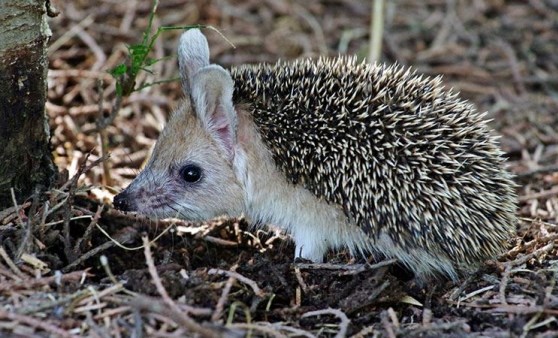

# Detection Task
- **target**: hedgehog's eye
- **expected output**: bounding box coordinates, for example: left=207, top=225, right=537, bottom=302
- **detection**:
left=179, top=164, right=202, bottom=183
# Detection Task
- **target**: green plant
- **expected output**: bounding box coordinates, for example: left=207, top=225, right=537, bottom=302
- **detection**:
left=100, top=0, right=206, bottom=188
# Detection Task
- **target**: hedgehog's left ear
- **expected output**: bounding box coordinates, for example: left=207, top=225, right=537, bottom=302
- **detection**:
left=178, top=29, right=210, bottom=93
left=190, top=65, right=238, bottom=161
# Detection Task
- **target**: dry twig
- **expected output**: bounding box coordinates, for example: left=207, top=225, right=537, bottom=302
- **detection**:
left=302, top=308, right=350, bottom=338
left=208, top=268, right=265, bottom=298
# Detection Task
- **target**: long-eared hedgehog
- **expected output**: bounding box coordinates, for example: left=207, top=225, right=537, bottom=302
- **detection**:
left=114, top=29, right=517, bottom=281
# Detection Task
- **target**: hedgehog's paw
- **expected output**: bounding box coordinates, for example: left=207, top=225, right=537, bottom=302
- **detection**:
left=293, top=235, right=327, bottom=263
left=294, top=244, right=324, bottom=263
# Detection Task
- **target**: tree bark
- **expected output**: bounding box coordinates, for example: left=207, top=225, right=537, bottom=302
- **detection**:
left=0, top=0, right=57, bottom=208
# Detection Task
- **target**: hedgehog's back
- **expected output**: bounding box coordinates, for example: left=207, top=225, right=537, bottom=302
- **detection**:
left=230, top=58, right=516, bottom=267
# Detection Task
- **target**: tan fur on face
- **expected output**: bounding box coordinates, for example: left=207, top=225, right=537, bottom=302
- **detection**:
left=120, top=97, right=245, bottom=220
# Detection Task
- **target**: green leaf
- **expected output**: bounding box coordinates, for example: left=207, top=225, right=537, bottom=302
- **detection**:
left=110, top=64, right=127, bottom=77
left=128, top=44, right=148, bottom=56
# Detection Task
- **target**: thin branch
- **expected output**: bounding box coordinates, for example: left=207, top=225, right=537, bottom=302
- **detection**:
left=302, top=308, right=350, bottom=338
left=369, top=0, right=385, bottom=62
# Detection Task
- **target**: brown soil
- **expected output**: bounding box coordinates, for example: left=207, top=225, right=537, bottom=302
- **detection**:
left=1, top=0, right=557, bottom=337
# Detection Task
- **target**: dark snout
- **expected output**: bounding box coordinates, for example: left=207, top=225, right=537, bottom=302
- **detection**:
left=113, top=190, right=135, bottom=212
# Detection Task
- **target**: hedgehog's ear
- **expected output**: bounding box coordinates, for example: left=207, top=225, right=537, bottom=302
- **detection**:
left=178, top=29, right=210, bottom=93
left=191, top=65, right=238, bottom=161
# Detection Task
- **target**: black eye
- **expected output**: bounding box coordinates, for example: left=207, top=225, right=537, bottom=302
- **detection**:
left=180, top=164, right=202, bottom=183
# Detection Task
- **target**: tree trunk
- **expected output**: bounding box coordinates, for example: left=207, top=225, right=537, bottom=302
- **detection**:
left=0, top=0, right=57, bottom=208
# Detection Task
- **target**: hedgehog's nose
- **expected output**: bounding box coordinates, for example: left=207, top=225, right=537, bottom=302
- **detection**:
left=113, top=191, right=131, bottom=211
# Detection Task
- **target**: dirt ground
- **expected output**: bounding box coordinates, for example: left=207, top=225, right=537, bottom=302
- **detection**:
left=1, top=0, right=557, bottom=337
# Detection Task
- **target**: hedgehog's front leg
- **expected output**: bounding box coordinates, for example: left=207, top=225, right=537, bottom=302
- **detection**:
left=288, top=199, right=369, bottom=263
left=248, top=186, right=348, bottom=263
left=295, top=241, right=326, bottom=262
left=291, top=217, right=330, bottom=263
left=239, top=158, right=333, bottom=262
left=239, top=151, right=355, bottom=262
